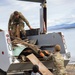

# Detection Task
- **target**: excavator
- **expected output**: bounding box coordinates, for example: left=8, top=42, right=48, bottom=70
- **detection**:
left=0, top=0, right=70, bottom=75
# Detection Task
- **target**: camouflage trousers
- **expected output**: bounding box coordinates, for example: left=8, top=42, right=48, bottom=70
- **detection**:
left=10, top=22, right=26, bottom=37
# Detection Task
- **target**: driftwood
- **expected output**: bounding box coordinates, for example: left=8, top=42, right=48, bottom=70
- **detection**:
left=12, top=37, right=41, bottom=54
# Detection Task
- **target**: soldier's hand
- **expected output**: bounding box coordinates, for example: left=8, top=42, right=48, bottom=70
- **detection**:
left=43, top=50, right=50, bottom=56
left=39, top=51, right=45, bottom=57
left=43, top=56, right=48, bottom=60
left=29, top=26, right=33, bottom=30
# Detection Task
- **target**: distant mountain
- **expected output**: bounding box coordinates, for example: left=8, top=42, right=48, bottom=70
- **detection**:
left=48, top=23, right=75, bottom=30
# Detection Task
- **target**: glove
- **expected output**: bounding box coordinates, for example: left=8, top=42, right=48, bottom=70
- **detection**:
left=43, top=50, right=50, bottom=56
left=43, top=56, right=48, bottom=60
left=40, top=52, right=45, bottom=57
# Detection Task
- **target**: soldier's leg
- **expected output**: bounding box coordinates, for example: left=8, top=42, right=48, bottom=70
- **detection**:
left=16, top=24, right=20, bottom=38
left=19, top=22, right=26, bottom=34
left=19, top=22, right=27, bottom=39
left=9, top=24, right=16, bottom=37
left=63, top=72, right=67, bottom=75
left=53, top=70, right=57, bottom=75
left=12, top=24, right=17, bottom=37
left=9, top=24, right=17, bottom=40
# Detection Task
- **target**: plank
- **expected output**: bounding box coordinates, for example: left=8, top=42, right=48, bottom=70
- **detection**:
left=26, top=53, right=53, bottom=75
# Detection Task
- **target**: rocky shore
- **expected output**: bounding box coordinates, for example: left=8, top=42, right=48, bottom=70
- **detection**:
left=66, top=64, right=75, bottom=75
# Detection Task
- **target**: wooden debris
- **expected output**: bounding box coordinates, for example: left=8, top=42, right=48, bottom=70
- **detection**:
left=27, top=53, right=53, bottom=75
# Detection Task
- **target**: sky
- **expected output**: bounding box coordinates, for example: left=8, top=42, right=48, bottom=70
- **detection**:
left=0, top=0, right=75, bottom=57
left=1, top=0, right=75, bottom=30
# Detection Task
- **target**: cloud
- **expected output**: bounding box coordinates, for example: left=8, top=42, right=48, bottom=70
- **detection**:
left=0, top=0, right=41, bottom=30
left=0, top=0, right=16, bottom=6
left=0, top=0, right=10, bottom=6
left=47, top=0, right=75, bottom=26
left=1, top=0, right=75, bottom=30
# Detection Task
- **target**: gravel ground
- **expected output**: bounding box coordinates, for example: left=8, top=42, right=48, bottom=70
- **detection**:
left=66, top=64, right=75, bottom=75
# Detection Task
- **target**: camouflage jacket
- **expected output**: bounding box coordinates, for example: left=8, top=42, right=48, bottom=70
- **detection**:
left=49, top=52, right=67, bottom=75
left=8, top=12, right=30, bottom=30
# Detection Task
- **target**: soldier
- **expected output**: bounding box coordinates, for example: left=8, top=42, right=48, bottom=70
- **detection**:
left=8, top=11, right=32, bottom=39
left=46, top=44, right=67, bottom=75
left=31, top=65, right=41, bottom=75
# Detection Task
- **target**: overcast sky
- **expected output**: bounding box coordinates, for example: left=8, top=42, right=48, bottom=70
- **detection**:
left=0, top=0, right=75, bottom=30
left=0, top=0, right=75, bottom=58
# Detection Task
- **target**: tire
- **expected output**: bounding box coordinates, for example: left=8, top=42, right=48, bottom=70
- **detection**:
left=0, top=69, right=7, bottom=75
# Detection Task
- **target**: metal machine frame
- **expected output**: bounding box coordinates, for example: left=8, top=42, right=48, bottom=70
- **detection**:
left=0, top=0, right=70, bottom=75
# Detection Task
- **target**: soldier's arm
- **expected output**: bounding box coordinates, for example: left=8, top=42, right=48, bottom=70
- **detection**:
left=45, top=53, right=53, bottom=60
left=19, top=12, right=32, bottom=29
left=8, top=14, right=13, bottom=31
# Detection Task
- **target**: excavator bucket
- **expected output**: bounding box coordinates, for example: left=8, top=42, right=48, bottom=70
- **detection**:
left=18, top=0, right=46, bottom=3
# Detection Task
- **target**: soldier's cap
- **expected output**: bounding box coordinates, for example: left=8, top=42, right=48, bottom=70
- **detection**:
left=55, top=44, right=61, bottom=51
left=14, top=11, right=19, bottom=15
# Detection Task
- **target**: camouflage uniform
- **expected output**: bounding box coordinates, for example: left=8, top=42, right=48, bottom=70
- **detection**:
left=47, top=45, right=67, bottom=75
left=51, top=52, right=67, bottom=75
left=8, top=11, right=31, bottom=37
left=47, top=52, right=67, bottom=75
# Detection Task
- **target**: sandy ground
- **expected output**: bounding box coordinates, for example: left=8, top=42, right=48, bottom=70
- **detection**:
left=66, top=64, right=75, bottom=75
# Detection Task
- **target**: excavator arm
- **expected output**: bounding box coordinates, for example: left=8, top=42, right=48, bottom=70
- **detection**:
left=18, top=0, right=46, bottom=3
left=18, top=0, right=47, bottom=34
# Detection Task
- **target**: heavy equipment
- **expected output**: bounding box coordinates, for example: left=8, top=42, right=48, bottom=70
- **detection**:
left=0, top=0, right=70, bottom=75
